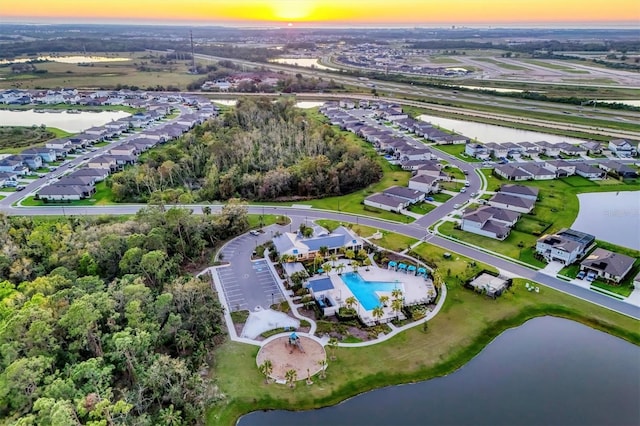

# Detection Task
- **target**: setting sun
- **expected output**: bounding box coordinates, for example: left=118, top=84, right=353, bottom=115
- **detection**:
left=271, top=0, right=315, bottom=21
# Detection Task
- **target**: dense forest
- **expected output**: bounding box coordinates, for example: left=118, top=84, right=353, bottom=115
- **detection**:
left=109, top=98, right=383, bottom=204
left=0, top=204, right=249, bottom=425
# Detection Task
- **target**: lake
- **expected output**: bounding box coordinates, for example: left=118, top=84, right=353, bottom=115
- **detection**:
left=270, top=58, right=333, bottom=71
left=0, top=109, right=130, bottom=133
left=417, top=114, right=586, bottom=145
left=572, top=191, right=640, bottom=250
left=239, top=317, right=639, bottom=426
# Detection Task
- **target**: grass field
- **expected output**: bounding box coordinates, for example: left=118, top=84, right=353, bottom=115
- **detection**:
left=408, top=202, right=437, bottom=215
left=207, top=240, right=640, bottom=425
left=431, top=192, right=453, bottom=203
left=432, top=144, right=482, bottom=163
left=0, top=52, right=205, bottom=90
left=522, top=59, right=589, bottom=73
left=429, top=56, right=462, bottom=64
left=0, top=126, right=72, bottom=154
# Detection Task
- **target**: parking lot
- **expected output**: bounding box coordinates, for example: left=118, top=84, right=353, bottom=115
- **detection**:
left=213, top=231, right=286, bottom=313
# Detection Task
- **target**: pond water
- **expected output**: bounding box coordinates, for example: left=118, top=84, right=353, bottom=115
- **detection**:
left=0, top=55, right=130, bottom=65
left=239, top=316, right=640, bottom=426
left=417, top=114, right=586, bottom=145
left=0, top=109, right=130, bottom=133
left=572, top=191, right=640, bottom=250
left=270, top=58, right=333, bottom=70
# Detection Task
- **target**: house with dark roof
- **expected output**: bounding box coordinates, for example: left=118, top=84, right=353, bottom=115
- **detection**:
left=484, top=142, right=509, bottom=159
left=408, top=174, right=440, bottom=194
left=598, top=161, right=638, bottom=178
left=535, top=141, right=560, bottom=157
left=364, top=193, right=406, bottom=212
left=382, top=186, right=426, bottom=204
left=0, top=171, right=18, bottom=187
left=68, top=168, right=110, bottom=182
left=544, top=160, right=576, bottom=177
left=575, top=163, right=606, bottom=180
left=37, top=185, right=86, bottom=201
left=556, top=142, right=586, bottom=157
left=608, top=139, right=637, bottom=158
left=516, top=163, right=555, bottom=180
left=465, top=143, right=490, bottom=160
left=580, top=141, right=602, bottom=155
left=536, top=228, right=595, bottom=264
left=273, top=225, right=363, bottom=262
left=499, top=184, right=539, bottom=201
left=488, top=193, right=536, bottom=213
left=461, top=206, right=520, bottom=240
left=21, top=147, right=57, bottom=163
left=0, top=158, right=28, bottom=175
left=494, top=164, right=532, bottom=181
left=580, top=248, right=635, bottom=283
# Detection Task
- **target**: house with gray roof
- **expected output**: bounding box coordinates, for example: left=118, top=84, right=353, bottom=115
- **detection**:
left=465, top=143, right=490, bottom=160
left=536, top=228, right=595, bottom=265
left=580, top=248, right=635, bottom=283
left=575, top=163, right=606, bottom=180
left=37, top=185, right=86, bottom=201
left=608, top=139, right=637, bottom=158
left=273, top=225, right=363, bottom=262
left=499, top=184, right=539, bottom=201
left=488, top=193, right=536, bottom=213
left=364, top=193, right=406, bottom=212
left=598, top=161, right=638, bottom=178
left=494, top=164, right=532, bottom=181
left=516, top=163, right=555, bottom=180
left=461, top=206, right=520, bottom=240
left=382, top=186, right=426, bottom=204
left=68, top=168, right=110, bottom=182
left=544, top=160, right=576, bottom=177
left=580, top=141, right=602, bottom=155
left=408, top=174, right=440, bottom=194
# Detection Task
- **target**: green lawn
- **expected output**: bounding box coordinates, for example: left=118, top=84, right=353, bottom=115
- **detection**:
left=247, top=214, right=280, bottom=229
left=0, top=195, right=4, bottom=201
left=440, top=181, right=464, bottom=192
left=443, top=165, right=466, bottom=181
left=21, top=181, right=114, bottom=206
left=408, top=202, right=437, bottom=215
left=315, top=219, right=418, bottom=253
left=437, top=221, right=546, bottom=268
left=208, top=241, right=640, bottom=425
left=522, top=59, right=588, bottom=73
left=431, top=192, right=453, bottom=203
left=432, top=144, right=483, bottom=163
left=93, top=141, right=111, bottom=147
left=591, top=280, right=635, bottom=298
left=429, top=56, right=462, bottom=64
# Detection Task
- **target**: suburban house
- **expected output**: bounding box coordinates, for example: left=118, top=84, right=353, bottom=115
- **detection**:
left=87, top=155, right=118, bottom=171
left=608, top=139, right=637, bottom=158
left=575, top=163, right=606, bottom=179
left=414, top=162, right=449, bottom=180
left=580, top=141, right=602, bottom=155
left=37, top=185, right=87, bottom=201
left=46, top=139, right=73, bottom=152
left=364, top=193, right=406, bottom=213
left=499, top=184, right=539, bottom=201
left=536, top=229, right=595, bottom=264
left=13, top=154, right=43, bottom=171
left=494, top=164, right=532, bottom=181
left=465, top=143, right=490, bottom=160
left=516, top=163, right=556, bottom=180
left=580, top=248, right=635, bottom=283
left=556, top=142, right=586, bottom=157
left=53, top=176, right=96, bottom=197
left=408, top=174, right=440, bottom=194
left=544, top=160, right=576, bottom=177
left=68, top=168, right=110, bottom=182
left=21, top=147, right=57, bottom=163
left=382, top=186, right=426, bottom=205
left=598, top=161, right=638, bottom=178
left=535, top=141, right=561, bottom=157
left=273, top=225, right=364, bottom=261
left=0, top=158, right=29, bottom=175
left=461, top=206, right=520, bottom=240
left=488, top=193, right=536, bottom=213
left=0, top=171, right=18, bottom=187
left=484, top=142, right=509, bottom=159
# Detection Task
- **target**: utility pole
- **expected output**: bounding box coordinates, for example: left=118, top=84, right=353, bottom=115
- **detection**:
left=190, top=30, right=196, bottom=74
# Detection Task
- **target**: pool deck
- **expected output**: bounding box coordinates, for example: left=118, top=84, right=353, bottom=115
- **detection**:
left=313, top=260, right=435, bottom=324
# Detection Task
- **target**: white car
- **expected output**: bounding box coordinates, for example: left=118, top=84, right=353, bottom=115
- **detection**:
left=460, top=187, right=467, bottom=193
left=464, top=181, right=471, bottom=187
left=249, top=230, right=260, bottom=236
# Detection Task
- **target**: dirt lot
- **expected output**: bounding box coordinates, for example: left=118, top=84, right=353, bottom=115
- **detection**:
left=256, top=335, right=326, bottom=382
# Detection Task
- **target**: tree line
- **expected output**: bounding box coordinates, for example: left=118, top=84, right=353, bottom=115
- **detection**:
left=0, top=204, right=249, bottom=425
left=109, top=98, right=382, bottom=204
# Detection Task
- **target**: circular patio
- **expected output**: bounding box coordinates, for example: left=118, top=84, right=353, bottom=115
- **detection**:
left=256, top=334, right=326, bottom=382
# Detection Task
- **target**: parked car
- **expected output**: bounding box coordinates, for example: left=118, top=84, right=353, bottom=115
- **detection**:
left=15, top=185, right=26, bottom=191
left=453, top=203, right=461, bottom=209
left=576, top=271, right=586, bottom=280
left=425, top=196, right=434, bottom=202
left=586, top=272, right=597, bottom=282
left=459, top=187, right=467, bottom=193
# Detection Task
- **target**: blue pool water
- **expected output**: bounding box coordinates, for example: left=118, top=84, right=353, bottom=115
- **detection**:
left=340, top=272, right=402, bottom=310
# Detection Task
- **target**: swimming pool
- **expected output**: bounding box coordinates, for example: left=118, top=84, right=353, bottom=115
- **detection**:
left=340, top=272, right=403, bottom=311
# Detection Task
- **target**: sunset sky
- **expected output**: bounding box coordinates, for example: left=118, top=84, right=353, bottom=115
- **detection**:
left=3, top=0, right=638, bottom=25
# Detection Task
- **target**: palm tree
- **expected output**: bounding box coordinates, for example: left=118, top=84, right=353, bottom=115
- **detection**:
left=351, top=261, right=360, bottom=272
left=319, top=245, right=329, bottom=258
left=345, top=296, right=357, bottom=310
left=362, top=257, right=372, bottom=271
left=391, top=288, right=403, bottom=301
left=372, top=306, right=384, bottom=324
left=336, top=263, right=346, bottom=275
left=330, top=253, right=338, bottom=267
left=356, top=249, right=368, bottom=261
left=321, top=262, right=333, bottom=275
left=313, top=252, right=323, bottom=272
left=391, top=297, right=404, bottom=321
left=285, top=369, right=297, bottom=388
left=379, top=295, right=390, bottom=307
left=327, top=337, right=339, bottom=361
left=258, top=359, right=273, bottom=384
left=344, top=249, right=355, bottom=262
left=317, top=358, right=328, bottom=379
